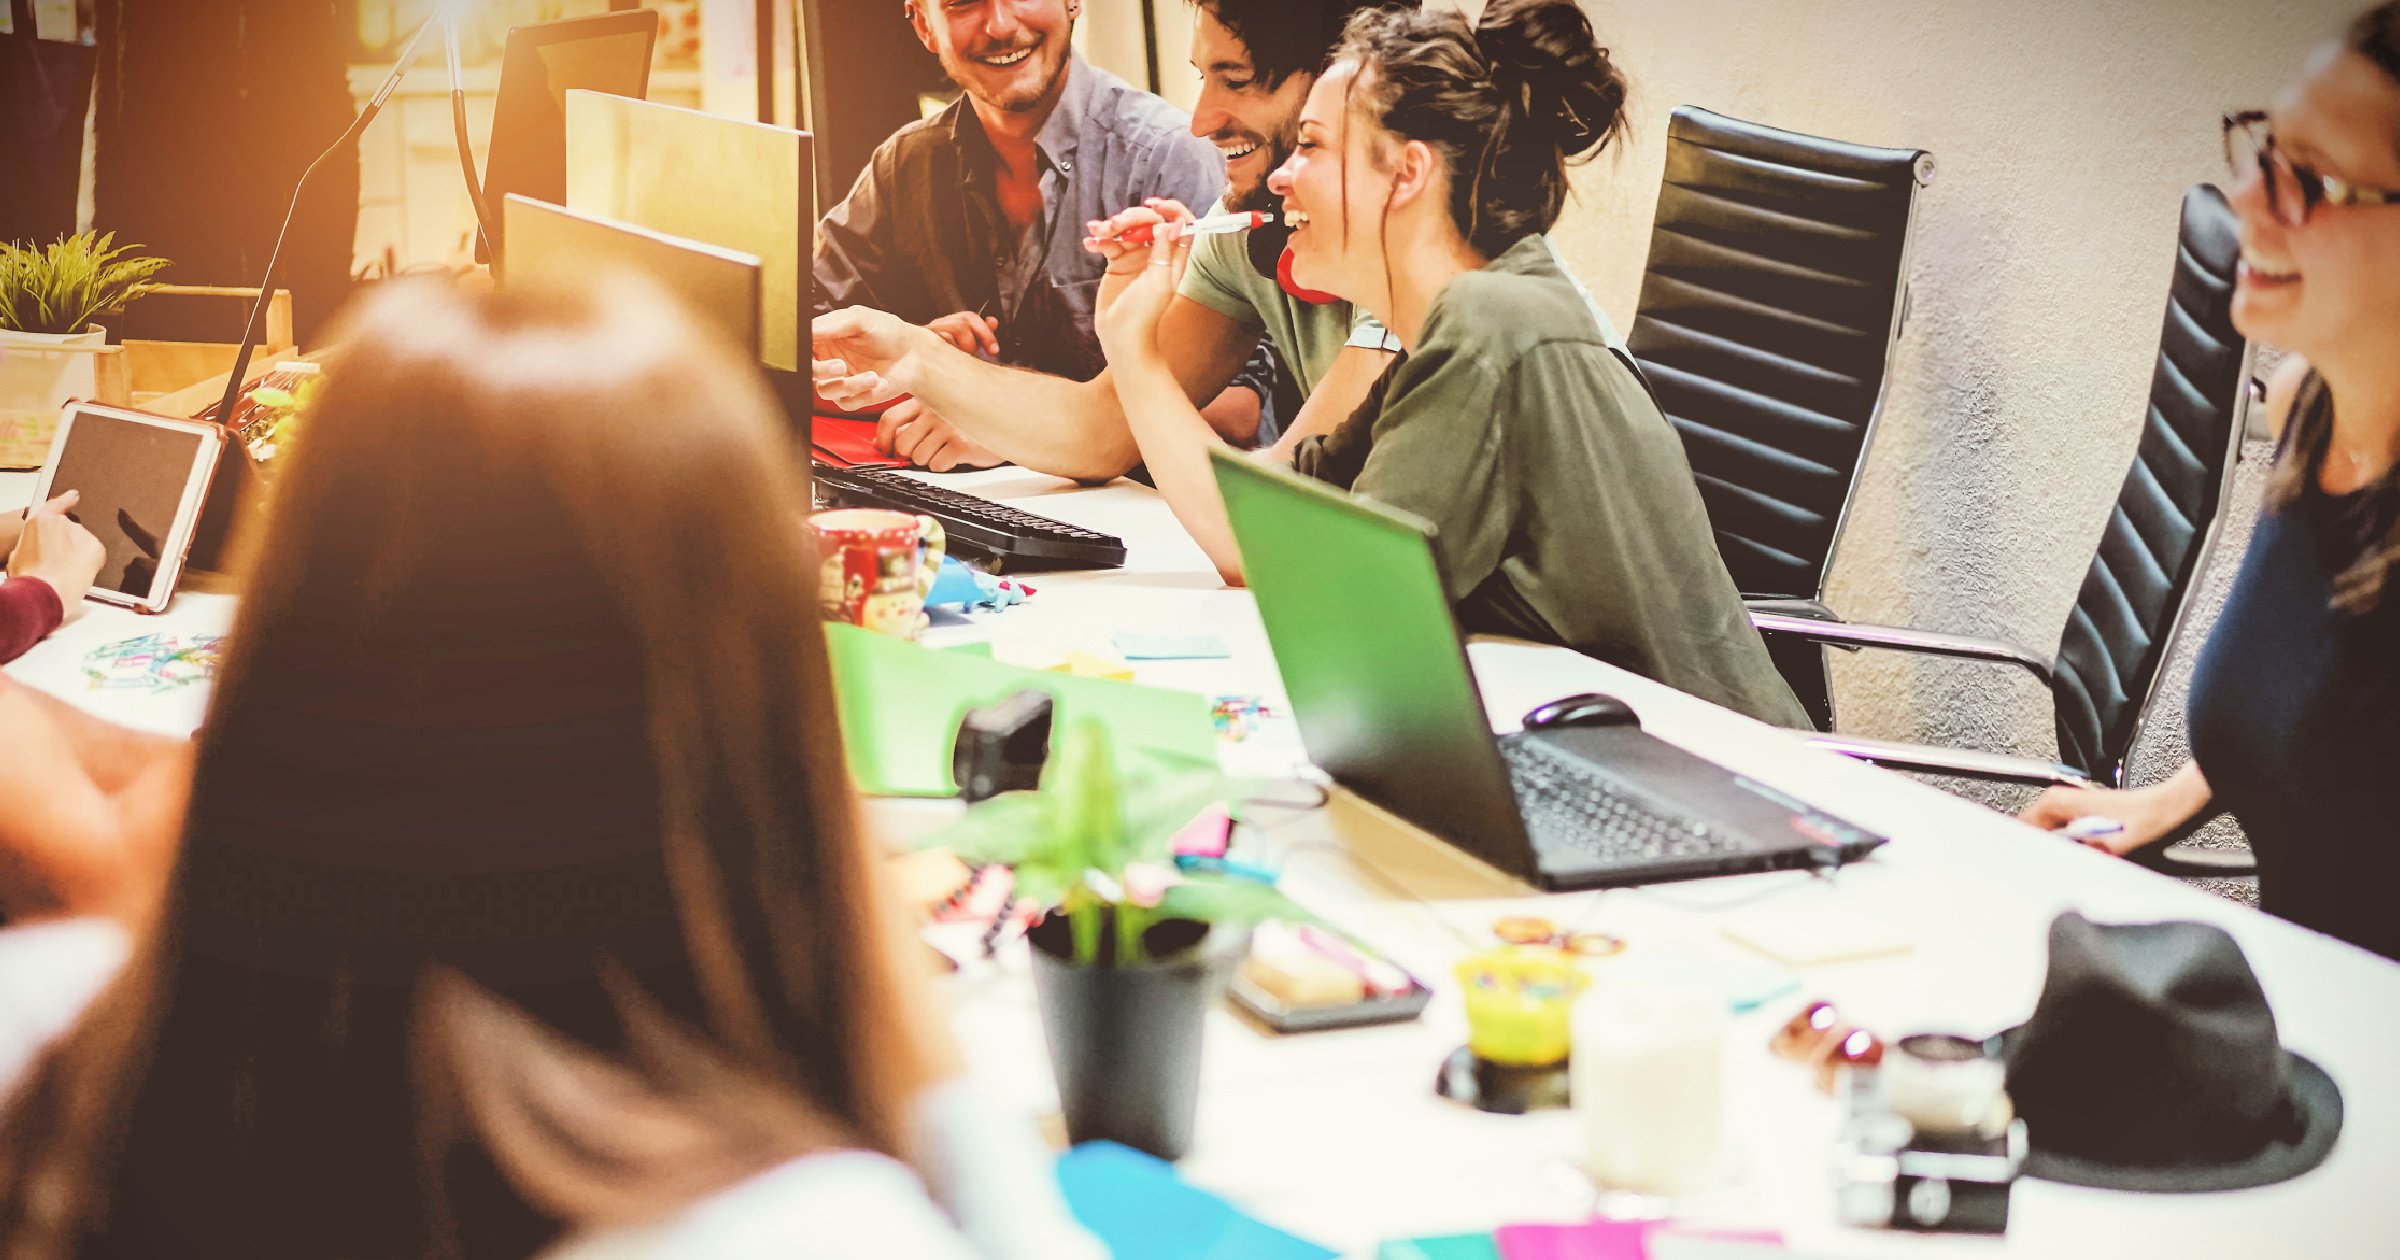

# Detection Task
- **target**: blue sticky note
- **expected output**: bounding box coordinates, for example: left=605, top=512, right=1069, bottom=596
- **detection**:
left=1114, top=631, right=1232, bottom=660
left=1056, top=1142, right=1336, bottom=1260
left=1378, top=1236, right=1500, bottom=1260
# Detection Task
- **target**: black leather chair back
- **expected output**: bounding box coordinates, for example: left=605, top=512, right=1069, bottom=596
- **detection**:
left=1629, top=107, right=1932, bottom=602
left=2051, top=185, right=2252, bottom=785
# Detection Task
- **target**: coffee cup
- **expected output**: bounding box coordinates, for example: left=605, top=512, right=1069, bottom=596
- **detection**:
left=812, top=508, right=944, bottom=641
left=1886, top=1032, right=2010, bottom=1136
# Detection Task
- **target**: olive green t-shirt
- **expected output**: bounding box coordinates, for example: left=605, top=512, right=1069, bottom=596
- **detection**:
left=1176, top=200, right=1398, bottom=396
left=1295, top=235, right=1807, bottom=728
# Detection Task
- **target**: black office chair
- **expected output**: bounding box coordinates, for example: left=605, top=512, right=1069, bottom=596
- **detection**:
left=1752, top=185, right=2256, bottom=877
left=1628, top=106, right=1935, bottom=729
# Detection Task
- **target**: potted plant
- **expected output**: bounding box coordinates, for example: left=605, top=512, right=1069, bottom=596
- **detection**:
left=924, top=716, right=1313, bottom=1161
left=0, top=233, right=171, bottom=467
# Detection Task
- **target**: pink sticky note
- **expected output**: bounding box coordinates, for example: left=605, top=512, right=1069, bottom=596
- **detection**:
left=1169, top=802, right=1233, bottom=858
left=1494, top=1221, right=1781, bottom=1260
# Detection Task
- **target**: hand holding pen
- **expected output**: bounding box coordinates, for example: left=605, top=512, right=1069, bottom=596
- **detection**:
left=1086, top=197, right=1200, bottom=276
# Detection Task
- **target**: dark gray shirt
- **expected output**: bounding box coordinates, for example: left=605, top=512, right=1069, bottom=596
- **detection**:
left=814, top=55, right=1225, bottom=382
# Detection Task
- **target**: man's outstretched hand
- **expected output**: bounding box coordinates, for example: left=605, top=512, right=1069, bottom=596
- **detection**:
left=812, top=306, right=923, bottom=410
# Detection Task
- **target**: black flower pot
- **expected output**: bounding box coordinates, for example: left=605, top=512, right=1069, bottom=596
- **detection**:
left=1028, top=910, right=1238, bottom=1161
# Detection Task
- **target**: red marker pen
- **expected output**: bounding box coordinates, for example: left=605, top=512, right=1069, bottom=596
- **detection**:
left=1120, top=210, right=1274, bottom=246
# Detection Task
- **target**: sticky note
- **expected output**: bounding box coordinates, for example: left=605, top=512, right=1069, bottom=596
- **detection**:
left=1721, top=904, right=1913, bottom=966
left=1062, top=650, right=1136, bottom=680
left=1114, top=631, right=1233, bottom=660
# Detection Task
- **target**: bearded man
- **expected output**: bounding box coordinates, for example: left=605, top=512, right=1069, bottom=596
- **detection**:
left=814, top=0, right=1269, bottom=469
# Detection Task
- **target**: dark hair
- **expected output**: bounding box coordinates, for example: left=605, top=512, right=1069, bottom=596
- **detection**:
left=2352, top=1, right=2400, bottom=89
left=0, top=277, right=940, bottom=1258
left=2256, top=5, right=2400, bottom=615
left=2270, top=376, right=2400, bottom=615
left=1334, top=0, right=1629, bottom=258
left=1194, top=0, right=1417, bottom=91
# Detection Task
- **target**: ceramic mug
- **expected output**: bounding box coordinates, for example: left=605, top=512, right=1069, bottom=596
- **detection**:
left=1885, top=1033, right=2010, bottom=1136
left=812, top=508, right=945, bottom=641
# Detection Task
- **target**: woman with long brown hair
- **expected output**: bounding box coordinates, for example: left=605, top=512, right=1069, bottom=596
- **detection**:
left=2024, top=3, right=2400, bottom=960
left=0, top=276, right=1097, bottom=1259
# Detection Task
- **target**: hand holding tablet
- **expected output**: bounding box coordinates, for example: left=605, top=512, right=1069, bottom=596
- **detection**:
left=30, top=402, right=226, bottom=615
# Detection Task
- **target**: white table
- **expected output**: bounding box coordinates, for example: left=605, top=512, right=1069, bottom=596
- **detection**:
left=10, top=464, right=2397, bottom=1257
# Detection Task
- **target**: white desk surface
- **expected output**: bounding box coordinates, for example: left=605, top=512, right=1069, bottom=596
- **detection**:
left=7, top=463, right=2396, bottom=1257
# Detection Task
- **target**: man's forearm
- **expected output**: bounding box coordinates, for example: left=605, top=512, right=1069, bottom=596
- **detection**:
left=896, top=331, right=1142, bottom=481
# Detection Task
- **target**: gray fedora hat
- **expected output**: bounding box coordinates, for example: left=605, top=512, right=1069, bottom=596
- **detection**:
left=2001, top=912, right=2342, bottom=1193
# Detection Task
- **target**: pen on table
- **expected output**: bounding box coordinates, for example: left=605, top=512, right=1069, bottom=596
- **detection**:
left=1118, top=210, right=1275, bottom=246
left=2059, top=815, right=2126, bottom=848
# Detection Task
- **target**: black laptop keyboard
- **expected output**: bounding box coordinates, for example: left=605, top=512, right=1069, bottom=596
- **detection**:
left=1500, top=737, right=1750, bottom=865
left=811, top=465, right=1127, bottom=569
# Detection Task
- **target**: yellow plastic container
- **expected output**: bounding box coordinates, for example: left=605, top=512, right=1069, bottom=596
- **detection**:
left=1456, top=945, right=1589, bottom=1066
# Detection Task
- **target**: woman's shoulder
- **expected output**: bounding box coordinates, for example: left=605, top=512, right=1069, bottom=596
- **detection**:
left=1425, top=240, right=1609, bottom=360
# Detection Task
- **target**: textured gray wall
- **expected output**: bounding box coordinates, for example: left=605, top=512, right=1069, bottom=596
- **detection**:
left=1532, top=0, right=2345, bottom=861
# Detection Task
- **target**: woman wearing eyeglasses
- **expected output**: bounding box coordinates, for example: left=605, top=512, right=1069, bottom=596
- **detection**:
left=2024, top=2, right=2400, bottom=961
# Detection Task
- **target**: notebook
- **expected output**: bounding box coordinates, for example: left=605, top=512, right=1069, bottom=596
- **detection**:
left=1056, top=1142, right=1337, bottom=1260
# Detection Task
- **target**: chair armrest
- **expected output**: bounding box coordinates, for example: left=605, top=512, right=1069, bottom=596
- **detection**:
left=1805, top=732, right=2095, bottom=788
left=1742, top=598, right=1841, bottom=622
left=1815, top=736, right=2260, bottom=877
left=2126, top=803, right=2258, bottom=877
left=2136, top=845, right=2259, bottom=878
left=1750, top=612, right=2053, bottom=691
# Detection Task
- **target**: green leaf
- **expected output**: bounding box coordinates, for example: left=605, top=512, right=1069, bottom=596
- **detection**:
left=917, top=791, right=1047, bottom=866
left=1041, top=719, right=1123, bottom=875
left=0, top=232, right=171, bottom=335
left=1156, top=874, right=1324, bottom=929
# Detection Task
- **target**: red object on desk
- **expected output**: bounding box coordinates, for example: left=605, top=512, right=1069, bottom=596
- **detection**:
left=811, top=415, right=906, bottom=469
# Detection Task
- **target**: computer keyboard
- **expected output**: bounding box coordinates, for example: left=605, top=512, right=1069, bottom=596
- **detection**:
left=1500, top=737, right=1749, bottom=865
left=810, top=464, right=1127, bottom=570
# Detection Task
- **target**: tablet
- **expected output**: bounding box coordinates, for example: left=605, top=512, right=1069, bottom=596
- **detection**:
left=30, top=402, right=225, bottom=614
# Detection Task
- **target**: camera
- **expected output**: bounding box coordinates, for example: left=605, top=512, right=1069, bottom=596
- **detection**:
left=1832, top=1110, right=2026, bottom=1235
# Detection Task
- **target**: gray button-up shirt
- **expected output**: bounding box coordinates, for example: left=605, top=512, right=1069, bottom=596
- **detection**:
left=814, top=55, right=1226, bottom=382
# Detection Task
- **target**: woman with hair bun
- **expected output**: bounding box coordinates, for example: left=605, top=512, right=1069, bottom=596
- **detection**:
left=1097, top=0, right=1805, bottom=727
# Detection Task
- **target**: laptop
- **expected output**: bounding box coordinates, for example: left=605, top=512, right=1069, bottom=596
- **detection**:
left=477, top=9, right=661, bottom=267
left=1212, top=449, right=1885, bottom=890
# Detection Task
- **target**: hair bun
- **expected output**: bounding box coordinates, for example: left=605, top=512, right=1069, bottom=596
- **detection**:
left=1474, top=0, right=1626, bottom=156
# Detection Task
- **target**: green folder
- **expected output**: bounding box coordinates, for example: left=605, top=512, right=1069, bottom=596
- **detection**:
left=1377, top=1236, right=1500, bottom=1260
left=825, top=623, right=1218, bottom=796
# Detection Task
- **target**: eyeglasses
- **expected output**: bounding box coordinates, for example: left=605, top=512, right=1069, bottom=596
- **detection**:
left=2223, top=111, right=2400, bottom=226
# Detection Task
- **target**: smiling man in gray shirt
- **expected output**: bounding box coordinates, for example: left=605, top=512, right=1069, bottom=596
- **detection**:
left=815, top=0, right=1264, bottom=469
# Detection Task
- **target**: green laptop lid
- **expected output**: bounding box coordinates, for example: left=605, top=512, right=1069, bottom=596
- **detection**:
left=1212, top=448, right=1536, bottom=880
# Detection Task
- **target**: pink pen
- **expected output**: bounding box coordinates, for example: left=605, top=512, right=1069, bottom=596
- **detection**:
left=1119, top=210, right=1274, bottom=246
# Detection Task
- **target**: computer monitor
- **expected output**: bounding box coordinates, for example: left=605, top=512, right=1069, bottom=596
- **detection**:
left=563, top=90, right=811, bottom=377
left=500, top=194, right=763, bottom=359
left=478, top=10, right=661, bottom=267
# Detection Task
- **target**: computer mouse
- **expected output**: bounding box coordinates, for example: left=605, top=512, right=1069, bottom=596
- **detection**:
left=1522, top=692, right=1641, bottom=731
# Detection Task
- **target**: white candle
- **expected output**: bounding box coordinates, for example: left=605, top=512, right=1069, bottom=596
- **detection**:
left=1571, top=984, right=1726, bottom=1195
